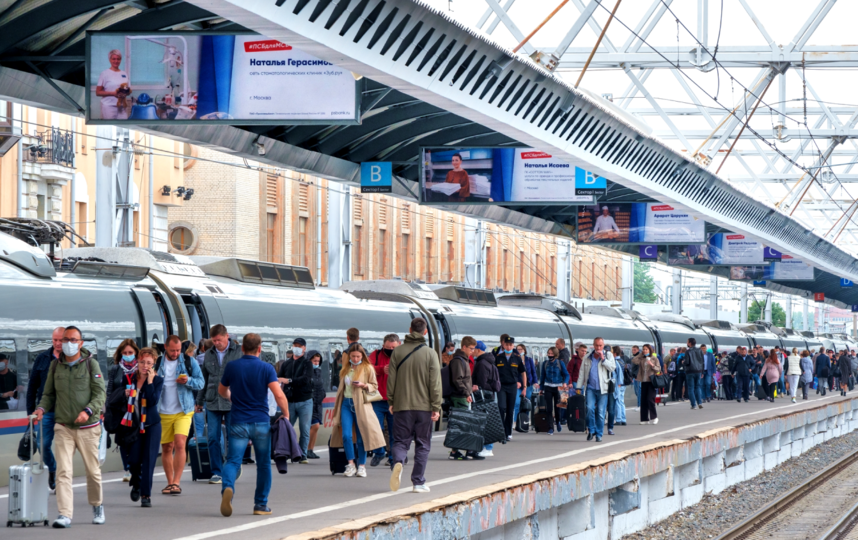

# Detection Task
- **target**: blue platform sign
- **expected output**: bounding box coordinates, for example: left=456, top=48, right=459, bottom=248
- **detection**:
left=852, top=305, right=858, bottom=313
left=842, top=278, right=854, bottom=288
left=361, top=162, right=392, bottom=193
left=753, top=280, right=766, bottom=287
left=574, top=168, right=606, bottom=196
left=639, top=245, right=658, bottom=261
left=763, top=247, right=782, bottom=261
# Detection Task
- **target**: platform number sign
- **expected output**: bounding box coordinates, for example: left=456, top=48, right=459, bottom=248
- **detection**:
left=852, top=305, right=858, bottom=313
left=814, top=292, right=825, bottom=302
left=361, top=162, right=392, bottom=193
left=574, top=168, right=606, bottom=196
left=841, top=278, right=853, bottom=288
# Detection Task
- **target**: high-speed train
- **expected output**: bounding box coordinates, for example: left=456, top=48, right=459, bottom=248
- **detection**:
left=0, top=228, right=854, bottom=483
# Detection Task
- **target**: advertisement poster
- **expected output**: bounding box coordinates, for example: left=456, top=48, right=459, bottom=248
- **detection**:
left=708, top=233, right=765, bottom=265
left=729, top=258, right=814, bottom=281
left=579, top=203, right=705, bottom=244
left=87, top=33, right=357, bottom=124
left=420, top=147, right=594, bottom=204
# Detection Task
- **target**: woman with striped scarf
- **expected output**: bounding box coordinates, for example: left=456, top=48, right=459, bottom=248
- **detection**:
left=108, top=347, right=163, bottom=507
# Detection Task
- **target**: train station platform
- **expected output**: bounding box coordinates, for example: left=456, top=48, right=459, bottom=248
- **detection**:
left=4, top=392, right=857, bottom=540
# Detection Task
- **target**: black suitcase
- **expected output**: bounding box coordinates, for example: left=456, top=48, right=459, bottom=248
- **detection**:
left=328, top=437, right=358, bottom=475
left=189, top=436, right=213, bottom=481
left=533, top=411, right=553, bottom=433
left=515, top=397, right=532, bottom=433
left=566, top=394, right=587, bottom=433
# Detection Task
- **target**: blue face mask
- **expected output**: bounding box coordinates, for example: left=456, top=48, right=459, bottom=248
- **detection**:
left=505, top=350, right=512, bottom=356
left=121, top=355, right=135, bottom=363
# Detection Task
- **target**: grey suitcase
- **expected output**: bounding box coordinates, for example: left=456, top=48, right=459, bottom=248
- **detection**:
left=7, top=415, right=49, bottom=527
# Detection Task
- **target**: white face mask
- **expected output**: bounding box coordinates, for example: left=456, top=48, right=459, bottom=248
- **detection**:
left=0, top=362, right=6, bottom=371
left=292, top=347, right=304, bottom=357
left=62, top=342, right=80, bottom=357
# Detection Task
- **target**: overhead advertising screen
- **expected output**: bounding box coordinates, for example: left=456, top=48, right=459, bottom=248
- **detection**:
left=729, top=258, right=815, bottom=281
left=578, top=203, right=705, bottom=244
left=86, top=33, right=358, bottom=125
left=420, top=147, right=594, bottom=205
left=667, top=233, right=771, bottom=265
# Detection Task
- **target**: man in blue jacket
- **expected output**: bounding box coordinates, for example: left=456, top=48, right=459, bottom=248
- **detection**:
left=702, top=344, right=717, bottom=403
left=26, top=326, right=64, bottom=490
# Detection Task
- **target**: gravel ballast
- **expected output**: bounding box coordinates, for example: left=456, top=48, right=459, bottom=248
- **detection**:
left=621, top=428, right=858, bottom=540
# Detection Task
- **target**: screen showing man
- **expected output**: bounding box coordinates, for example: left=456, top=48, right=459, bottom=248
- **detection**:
left=593, top=206, right=620, bottom=240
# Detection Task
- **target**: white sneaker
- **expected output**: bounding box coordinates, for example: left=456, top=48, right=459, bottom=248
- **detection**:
left=344, top=464, right=357, bottom=477
left=792, top=398, right=796, bottom=403
left=477, top=449, right=494, bottom=458
left=633, top=407, right=640, bottom=412
left=356, top=465, right=367, bottom=478
left=412, top=484, right=431, bottom=493
left=640, top=420, right=649, bottom=425
left=652, top=418, right=659, bottom=425
left=52, top=515, right=71, bottom=528
left=92, top=505, right=105, bottom=525
left=122, top=471, right=131, bottom=483
left=390, top=462, right=403, bottom=492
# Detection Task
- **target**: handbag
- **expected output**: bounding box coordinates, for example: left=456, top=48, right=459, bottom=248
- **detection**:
left=650, top=373, right=670, bottom=389
left=17, top=425, right=34, bottom=461
left=556, top=390, right=569, bottom=409
left=98, top=423, right=108, bottom=466
left=364, top=388, right=384, bottom=403
left=471, top=390, right=505, bottom=446
left=443, top=406, right=487, bottom=454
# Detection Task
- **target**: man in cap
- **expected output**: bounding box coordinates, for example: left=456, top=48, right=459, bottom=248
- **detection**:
left=494, top=336, right=526, bottom=441
left=592, top=206, right=620, bottom=240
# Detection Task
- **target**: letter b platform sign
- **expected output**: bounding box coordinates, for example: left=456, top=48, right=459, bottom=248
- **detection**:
left=361, top=162, right=392, bottom=193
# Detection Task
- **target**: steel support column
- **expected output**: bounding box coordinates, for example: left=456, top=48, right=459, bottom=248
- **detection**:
left=621, top=255, right=633, bottom=310
left=764, top=294, right=773, bottom=323
left=95, top=125, right=116, bottom=248
left=464, top=218, right=485, bottom=289
left=709, top=276, right=718, bottom=320
left=327, top=182, right=351, bottom=288
left=804, top=298, right=810, bottom=331
left=671, top=268, right=682, bottom=314
left=741, top=283, right=749, bottom=323
left=785, top=296, right=793, bottom=329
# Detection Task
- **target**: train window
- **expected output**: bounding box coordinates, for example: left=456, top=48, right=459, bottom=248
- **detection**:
left=151, top=292, right=173, bottom=341
left=261, top=342, right=278, bottom=366
left=329, top=343, right=344, bottom=391
left=0, top=340, right=20, bottom=413
left=106, top=339, right=125, bottom=362
left=27, top=339, right=52, bottom=382
left=181, top=294, right=210, bottom=345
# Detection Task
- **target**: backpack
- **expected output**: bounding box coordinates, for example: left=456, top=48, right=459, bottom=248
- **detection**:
left=155, top=353, right=194, bottom=375
left=622, top=360, right=633, bottom=385
left=667, top=360, right=677, bottom=378
left=441, top=355, right=468, bottom=398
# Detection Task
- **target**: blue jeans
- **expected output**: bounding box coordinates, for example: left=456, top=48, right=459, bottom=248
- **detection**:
left=34, top=412, right=56, bottom=473
left=206, top=409, right=231, bottom=476
left=371, top=401, right=394, bottom=456
left=686, top=373, right=704, bottom=407
left=193, top=410, right=206, bottom=442
left=751, top=374, right=762, bottom=397
left=288, top=399, right=313, bottom=457
left=340, top=398, right=366, bottom=465
left=702, top=373, right=712, bottom=400
left=222, top=422, right=272, bottom=507
left=615, top=386, right=626, bottom=424
left=513, top=386, right=534, bottom=422
left=777, top=373, right=785, bottom=395
left=585, top=389, right=608, bottom=438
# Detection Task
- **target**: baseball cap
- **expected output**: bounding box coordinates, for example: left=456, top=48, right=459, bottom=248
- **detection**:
left=292, top=338, right=307, bottom=346
left=475, top=340, right=486, bottom=351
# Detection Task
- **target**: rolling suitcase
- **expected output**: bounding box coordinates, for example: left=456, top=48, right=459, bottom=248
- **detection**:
left=189, top=414, right=213, bottom=481
left=7, top=415, right=49, bottom=527
left=328, top=437, right=358, bottom=475
left=532, top=394, right=552, bottom=433
left=515, top=396, right=532, bottom=433
left=566, top=393, right=587, bottom=433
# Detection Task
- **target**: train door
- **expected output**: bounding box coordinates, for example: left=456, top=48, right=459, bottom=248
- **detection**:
left=328, top=342, right=345, bottom=391
left=433, top=312, right=453, bottom=348
left=131, top=287, right=168, bottom=347
left=180, top=293, right=211, bottom=346
left=0, top=339, right=20, bottom=413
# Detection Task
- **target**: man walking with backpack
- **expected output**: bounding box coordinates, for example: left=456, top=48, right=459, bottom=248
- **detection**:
left=387, top=318, right=441, bottom=494
left=447, top=336, right=481, bottom=461
left=683, top=338, right=705, bottom=410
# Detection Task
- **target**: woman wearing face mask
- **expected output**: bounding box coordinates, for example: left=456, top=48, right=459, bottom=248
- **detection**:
left=106, top=339, right=140, bottom=483
left=306, top=351, right=326, bottom=459
left=107, top=348, right=163, bottom=507
left=330, top=347, right=385, bottom=478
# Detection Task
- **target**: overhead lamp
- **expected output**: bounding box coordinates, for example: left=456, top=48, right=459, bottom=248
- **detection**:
left=175, top=186, right=187, bottom=197
left=183, top=188, right=194, bottom=201
left=161, top=185, right=171, bottom=196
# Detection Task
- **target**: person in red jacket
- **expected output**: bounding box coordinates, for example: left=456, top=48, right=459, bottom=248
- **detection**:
left=568, top=343, right=587, bottom=385
left=368, top=334, right=401, bottom=467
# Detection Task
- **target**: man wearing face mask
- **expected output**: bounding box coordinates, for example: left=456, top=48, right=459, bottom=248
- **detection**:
left=26, top=327, right=65, bottom=491
left=494, top=336, right=526, bottom=441
left=197, top=325, right=242, bottom=484
left=279, top=338, right=313, bottom=463
left=368, top=334, right=401, bottom=467
left=575, top=337, right=616, bottom=443
left=305, top=351, right=326, bottom=459
left=35, top=326, right=106, bottom=528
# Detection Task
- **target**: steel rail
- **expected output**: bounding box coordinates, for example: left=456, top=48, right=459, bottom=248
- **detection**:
left=819, top=494, right=858, bottom=540
left=715, top=450, right=858, bottom=540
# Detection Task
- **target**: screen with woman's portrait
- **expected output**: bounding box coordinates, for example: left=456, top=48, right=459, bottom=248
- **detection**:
left=86, top=33, right=358, bottom=125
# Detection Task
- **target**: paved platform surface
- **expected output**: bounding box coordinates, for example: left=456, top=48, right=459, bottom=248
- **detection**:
left=3, top=392, right=848, bottom=540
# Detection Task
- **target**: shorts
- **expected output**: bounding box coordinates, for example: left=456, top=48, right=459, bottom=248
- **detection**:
left=312, top=416, right=322, bottom=425
left=160, top=412, right=194, bottom=444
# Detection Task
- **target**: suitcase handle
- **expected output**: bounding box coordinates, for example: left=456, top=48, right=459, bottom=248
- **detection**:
left=29, top=414, right=45, bottom=473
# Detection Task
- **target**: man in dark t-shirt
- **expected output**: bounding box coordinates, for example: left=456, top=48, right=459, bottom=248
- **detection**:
left=0, top=353, right=17, bottom=410
left=218, top=333, right=289, bottom=518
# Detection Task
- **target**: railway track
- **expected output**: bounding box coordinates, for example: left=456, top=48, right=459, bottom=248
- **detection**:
left=715, top=449, right=858, bottom=540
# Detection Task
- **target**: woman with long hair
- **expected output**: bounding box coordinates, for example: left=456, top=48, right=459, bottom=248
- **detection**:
left=330, top=346, right=385, bottom=478
left=799, top=350, right=814, bottom=400
left=632, top=344, right=662, bottom=425
left=760, top=350, right=783, bottom=403
left=107, top=338, right=140, bottom=483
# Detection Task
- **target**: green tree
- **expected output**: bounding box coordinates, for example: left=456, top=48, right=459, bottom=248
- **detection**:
left=746, top=300, right=786, bottom=327
left=633, top=263, right=658, bottom=304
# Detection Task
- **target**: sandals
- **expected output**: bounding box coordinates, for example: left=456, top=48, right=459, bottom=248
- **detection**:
left=161, top=484, right=182, bottom=495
